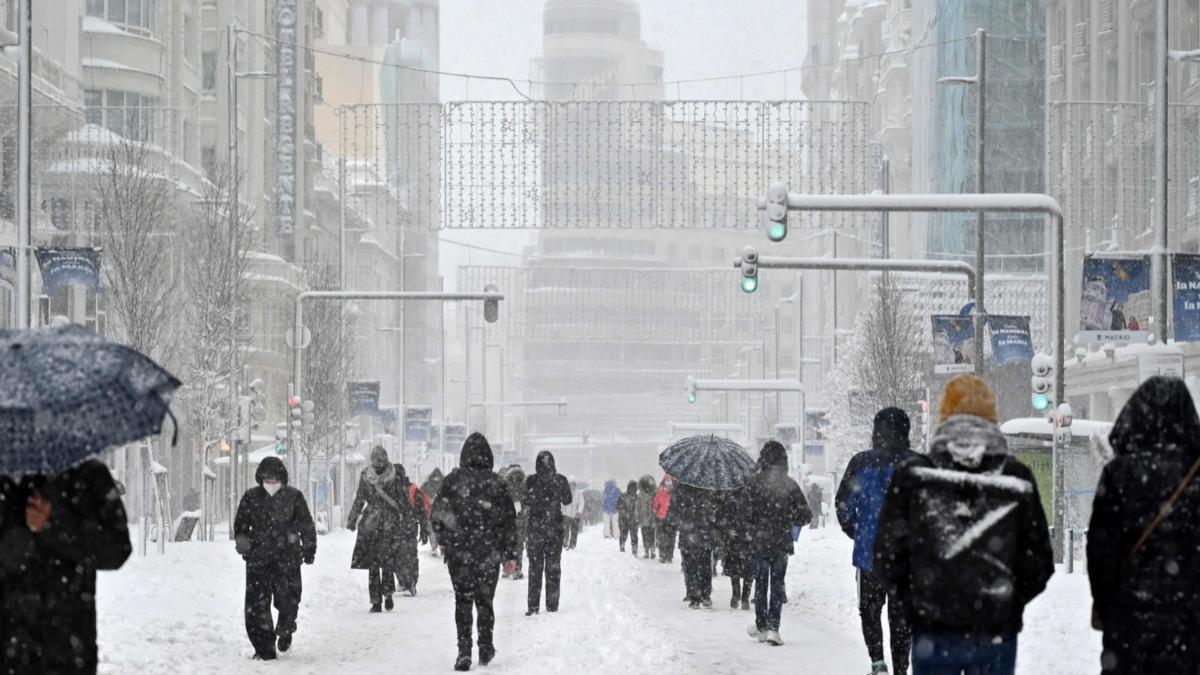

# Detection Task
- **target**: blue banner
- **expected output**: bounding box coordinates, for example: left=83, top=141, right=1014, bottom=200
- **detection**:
left=1080, top=255, right=1150, bottom=344
left=405, top=406, right=432, bottom=443
left=931, top=315, right=975, bottom=374
left=347, top=381, right=381, bottom=417
left=987, top=315, right=1034, bottom=366
left=34, top=247, right=101, bottom=292
left=1173, top=254, right=1200, bottom=342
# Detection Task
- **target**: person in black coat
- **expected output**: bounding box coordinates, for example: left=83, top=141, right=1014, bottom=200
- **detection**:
left=523, top=451, right=572, bottom=615
left=873, top=374, right=1052, bottom=675
left=423, top=468, right=445, bottom=556
left=347, top=446, right=409, bottom=611
left=670, top=481, right=720, bottom=608
left=617, top=480, right=639, bottom=554
left=716, top=485, right=754, bottom=610
left=1088, top=377, right=1200, bottom=675
left=431, top=433, right=519, bottom=672
left=394, top=463, right=429, bottom=596
left=743, top=441, right=811, bottom=645
left=0, top=459, right=131, bottom=674
left=234, top=456, right=317, bottom=660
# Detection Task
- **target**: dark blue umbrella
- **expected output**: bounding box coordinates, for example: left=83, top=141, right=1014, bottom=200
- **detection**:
left=0, top=324, right=180, bottom=476
left=658, top=434, right=755, bottom=490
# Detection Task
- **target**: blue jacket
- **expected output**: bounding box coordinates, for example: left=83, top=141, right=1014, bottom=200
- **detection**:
left=835, top=407, right=917, bottom=572
left=602, top=480, right=621, bottom=514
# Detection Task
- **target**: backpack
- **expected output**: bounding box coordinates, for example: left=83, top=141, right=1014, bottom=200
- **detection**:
left=409, top=484, right=431, bottom=516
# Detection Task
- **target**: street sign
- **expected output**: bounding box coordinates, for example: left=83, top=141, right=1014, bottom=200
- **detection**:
left=285, top=325, right=312, bottom=349
left=1137, top=352, right=1184, bottom=383
left=405, top=406, right=433, bottom=443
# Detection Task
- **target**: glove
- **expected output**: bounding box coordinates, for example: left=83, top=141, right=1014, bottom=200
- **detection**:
left=235, top=535, right=252, bottom=555
left=304, top=553, right=315, bottom=565
left=347, top=519, right=356, bottom=532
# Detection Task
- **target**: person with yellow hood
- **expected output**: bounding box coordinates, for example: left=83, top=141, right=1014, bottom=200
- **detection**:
left=872, top=374, right=1053, bottom=675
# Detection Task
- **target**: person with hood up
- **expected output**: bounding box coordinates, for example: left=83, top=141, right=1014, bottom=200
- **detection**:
left=0, top=459, right=131, bottom=674
left=743, top=441, right=811, bottom=645
left=431, top=433, right=518, bottom=672
left=602, top=479, right=621, bottom=538
left=836, top=407, right=920, bottom=675
left=716, top=483, right=754, bottom=610
left=618, top=480, right=639, bottom=554
left=234, top=456, right=317, bottom=660
left=653, top=475, right=677, bottom=564
left=523, top=451, right=573, bottom=615
left=635, top=475, right=658, bottom=559
left=500, top=465, right=528, bottom=580
left=346, top=446, right=410, bottom=610
left=806, top=480, right=824, bottom=529
left=422, top=468, right=445, bottom=556
left=397, top=464, right=430, bottom=595
left=671, top=480, right=720, bottom=608
left=561, top=479, right=584, bottom=550
left=1088, top=377, right=1200, bottom=675
left=873, top=375, right=1053, bottom=675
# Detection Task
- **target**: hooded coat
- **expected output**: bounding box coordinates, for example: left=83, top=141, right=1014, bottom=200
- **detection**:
left=635, top=475, right=657, bottom=528
left=1088, top=377, right=1200, bottom=675
left=524, top=451, right=572, bottom=546
left=603, top=480, right=622, bottom=514
left=742, top=441, right=812, bottom=556
left=234, top=457, right=317, bottom=569
left=873, top=375, right=1053, bottom=636
left=0, top=459, right=131, bottom=674
left=652, top=476, right=673, bottom=521
left=347, top=448, right=413, bottom=570
left=618, top=480, right=638, bottom=527
left=500, top=465, right=529, bottom=553
left=431, top=433, right=519, bottom=569
left=422, top=468, right=445, bottom=506
left=715, top=484, right=754, bottom=577
left=836, top=407, right=921, bottom=571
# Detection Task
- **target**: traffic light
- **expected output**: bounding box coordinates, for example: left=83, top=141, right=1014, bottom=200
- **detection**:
left=301, top=399, right=316, bottom=434
left=686, top=376, right=697, bottom=404
left=484, top=284, right=499, bottom=323
left=765, top=181, right=788, bottom=242
left=248, top=378, right=266, bottom=427
left=740, top=247, right=759, bottom=294
left=289, top=397, right=303, bottom=430
left=1054, top=402, right=1073, bottom=446
left=1031, top=352, right=1054, bottom=413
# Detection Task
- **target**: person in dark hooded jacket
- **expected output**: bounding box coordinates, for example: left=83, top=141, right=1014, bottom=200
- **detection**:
left=743, top=441, right=811, bottom=645
left=523, top=451, right=573, bottom=615
left=715, top=484, right=754, bottom=610
left=1088, top=376, right=1200, bottom=675
left=423, top=468, right=445, bottom=556
left=346, top=446, right=410, bottom=611
left=671, top=481, right=720, bottom=608
left=0, top=459, right=131, bottom=674
left=873, top=375, right=1052, bottom=675
left=234, top=456, right=317, bottom=660
left=431, top=433, right=519, bottom=671
left=618, top=480, right=639, bottom=554
left=837, top=407, right=919, bottom=675
left=500, top=465, right=528, bottom=580
left=602, top=479, right=621, bottom=538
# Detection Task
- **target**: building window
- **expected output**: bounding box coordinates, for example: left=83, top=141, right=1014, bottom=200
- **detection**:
left=544, top=16, right=619, bottom=35
left=84, top=88, right=160, bottom=141
left=86, top=0, right=155, bottom=37
left=201, top=146, right=216, bottom=180
left=202, top=51, right=216, bottom=92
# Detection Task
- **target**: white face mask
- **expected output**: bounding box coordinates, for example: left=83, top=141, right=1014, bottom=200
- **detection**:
left=263, top=480, right=282, bottom=496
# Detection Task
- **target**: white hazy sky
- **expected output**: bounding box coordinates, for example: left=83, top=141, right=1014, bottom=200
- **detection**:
left=435, top=0, right=810, bottom=285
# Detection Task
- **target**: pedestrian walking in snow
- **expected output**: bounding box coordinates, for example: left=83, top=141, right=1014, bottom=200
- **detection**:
left=1088, top=376, right=1200, bottom=675
left=398, top=466, right=431, bottom=595
left=430, top=433, right=519, bottom=672
left=716, top=485, right=754, bottom=611
left=873, top=375, right=1053, bottom=675
left=618, top=480, right=639, bottom=554
left=423, top=468, right=445, bottom=556
left=653, top=475, right=677, bottom=564
left=636, top=475, right=658, bottom=559
left=346, top=446, right=410, bottom=611
left=561, top=480, right=584, bottom=550
left=602, top=479, right=621, bottom=538
left=672, top=481, right=720, bottom=608
left=743, top=441, right=811, bottom=645
left=500, top=465, right=528, bottom=580
left=806, top=481, right=824, bottom=529
left=523, top=451, right=573, bottom=615
left=234, top=457, right=317, bottom=661
left=836, top=407, right=919, bottom=675
left=0, top=459, right=131, bottom=674
left=583, top=487, right=603, bottom=526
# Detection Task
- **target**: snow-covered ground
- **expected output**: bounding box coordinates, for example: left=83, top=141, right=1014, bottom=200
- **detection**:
left=96, top=525, right=1099, bottom=674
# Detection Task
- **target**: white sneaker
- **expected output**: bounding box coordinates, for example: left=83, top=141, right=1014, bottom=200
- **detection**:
left=765, top=630, right=783, bottom=646
left=746, top=624, right=767, bottom=642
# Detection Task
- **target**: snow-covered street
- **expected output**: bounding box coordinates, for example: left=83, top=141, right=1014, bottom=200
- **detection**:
left=96, top=524, right=1098, bottom=674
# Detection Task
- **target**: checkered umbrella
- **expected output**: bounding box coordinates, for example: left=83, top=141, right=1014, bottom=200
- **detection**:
left=658, top=434, right=755, bottom=490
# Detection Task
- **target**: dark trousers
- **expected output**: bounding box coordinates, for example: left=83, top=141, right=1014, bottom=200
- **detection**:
left=245, top=563, right=302, bottom=658
left=859, top=569, right=911, bottom=674
left=640, top=526, right=657, bottom=555
left=753, top=552, right=788, bottom=631
left=449, top=562, right=500, bottom=656
left=912, top=631, right=1017, bottom=675
left=563, top=518, right=579, bottom=549
left=396, top=537, right=420, bottom=591
left=681, top=545, right=713, bottom=601
left=657, top=521, right=677, bottom=561
left=368, top=565, right=396, bottom=604
left=619, top=519, right=638, bottom=552
left=526, top=538, right=563, bottom=611
left=731, top=575, right=753, bottom=602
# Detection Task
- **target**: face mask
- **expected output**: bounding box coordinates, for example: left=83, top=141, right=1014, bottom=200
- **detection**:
left=374, top=464, right=388, bottom=475
left=263, top=480, right=282, bottom=496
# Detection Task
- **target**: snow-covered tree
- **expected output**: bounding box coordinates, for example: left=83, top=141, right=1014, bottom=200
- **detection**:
left=298, top=264, right=358, bottom=485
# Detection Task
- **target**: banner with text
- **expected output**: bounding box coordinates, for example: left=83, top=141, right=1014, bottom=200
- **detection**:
left=987, top=315, right=1034, bottom=366
left=347, top=381, right=381, bottom=417
left=1172, top=253, right=1200, bottom=342
left=932, top=315, right=976, bottom=374
left=34, top=247, right=102, bottom=292
left=1080, top=255, right=1150, bottom=344
left=405, top=406, right=433, bottom=443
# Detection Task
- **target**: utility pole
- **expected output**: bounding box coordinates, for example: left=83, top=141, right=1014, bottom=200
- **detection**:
left=15, top=0, right=31, bottom=328
left=1154, top=3, right=1170, bottom=344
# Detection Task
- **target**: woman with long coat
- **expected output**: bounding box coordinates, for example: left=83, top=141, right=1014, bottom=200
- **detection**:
left=716, top=486, right=754, bottom=610
left=618, top=480, right=639, bottom=555
left=636, top=475, right=658, bottom=559
left=422, top=468, right=445, bottom=556
left=346, top=446, right=409, bottom=612
left=394, top=463, right=428, bottom=596
left=1088, top=377, right=1200, bottom=675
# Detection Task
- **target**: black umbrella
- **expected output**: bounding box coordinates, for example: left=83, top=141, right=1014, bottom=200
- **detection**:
left=0, top=324, right=180, bottom=476
left=658, top=434, right=755, bottom=490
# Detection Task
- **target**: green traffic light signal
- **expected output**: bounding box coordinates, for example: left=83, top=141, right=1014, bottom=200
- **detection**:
left=740, top=276, right=758, bottom=294
left=767, top=223, right=787, bottom=242
left=687, top=393, right=697, bottom=404
left=1032, top=394, right=1050, bottom=411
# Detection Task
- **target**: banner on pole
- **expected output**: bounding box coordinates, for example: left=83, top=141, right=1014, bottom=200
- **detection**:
left=1079, top=255, right=1150, bottom=344
left=1172, top=253, right=1200, bottom=342
left=405, top=406, right=433, bottom=443
left=347, top=381, right=381, bottom=417
left=987, top=315, right=1034, bottom=366
left=34, top=247, right=102, bottom=292
left=932, top=315, right=976, bottom=374
left=443, top=423, right=467, bottom=453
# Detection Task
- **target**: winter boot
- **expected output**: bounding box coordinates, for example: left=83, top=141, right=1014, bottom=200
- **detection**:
left=277, top=633, right=292, bottom=653
left=746, top=624, right=767, bottom=642
left=688, top=599, right=701, bottom=609
left=731, top=595, right=740, bottom=609
left=765, top=630, right=783, bottom=646
left=525, top=608, right=539, bottom=616
left=869, top=661, right=889, bottom=674
left=479, top=645, right=496, bottom=666
left=253, top=652, right=277, bottom=661
left=700, top=597, right=713, bottom=609
left=741, top=599, right=751, bottom=611
left=631, top=545, right=638, bottom=557
left=384, top=595, right=394, bottom=611
left=454, top=654, right=472, bottom=671
left=406, top=587, right=418, bottom=597
left=620, top=545, right=625, bottom=552
left=369, top=602, right=382, bottom=613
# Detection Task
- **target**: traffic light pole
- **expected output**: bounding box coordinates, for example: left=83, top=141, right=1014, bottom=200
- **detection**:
left=686, top=378, right=805, bottom=459
left=738, top=255, right=977, bottom=302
